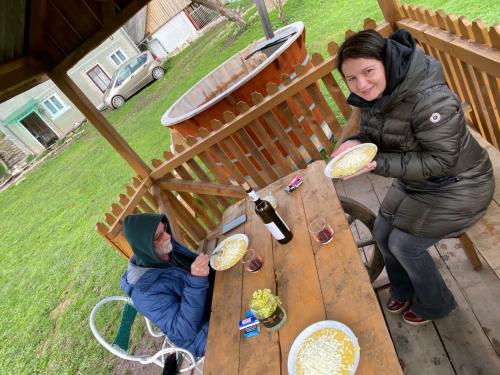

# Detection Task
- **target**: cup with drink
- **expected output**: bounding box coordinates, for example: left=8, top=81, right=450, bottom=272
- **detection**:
left=308, top=218, right=334, bottom=244
left=241, top=248, right=264, bottom=273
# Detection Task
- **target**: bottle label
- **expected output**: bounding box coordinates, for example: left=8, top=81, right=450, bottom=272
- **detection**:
left=264, top=222, right=285, bottom=240
left=275, top=211, right=290, bottom=231
left=248, top=191, right=259, bottom=202
left=259, top=305, right=285, bottom=328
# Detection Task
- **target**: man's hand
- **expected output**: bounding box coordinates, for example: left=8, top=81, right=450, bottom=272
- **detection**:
left=331, top=140, right=361, bottom=158
left=191, top=254, right=210, bottom=277
left=342, top=161, right=377, bottom=181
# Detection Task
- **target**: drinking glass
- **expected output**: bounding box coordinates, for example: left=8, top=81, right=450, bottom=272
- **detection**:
left=241, top=249, right=264, bottom=273
left=308, top=218, right=334, bottom=244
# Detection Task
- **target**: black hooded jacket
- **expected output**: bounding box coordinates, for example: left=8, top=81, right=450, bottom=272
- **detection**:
left=350, top=30, right=494, bottom=237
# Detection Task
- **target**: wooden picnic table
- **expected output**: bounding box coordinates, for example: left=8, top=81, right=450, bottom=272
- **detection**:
left=204, top=160, right=403, bottom=374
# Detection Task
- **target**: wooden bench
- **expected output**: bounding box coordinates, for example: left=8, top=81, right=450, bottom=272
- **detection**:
left=459, top=127, right=500, bottom=275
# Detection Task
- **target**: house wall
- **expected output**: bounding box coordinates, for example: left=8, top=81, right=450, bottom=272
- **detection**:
left=151, top=11, right=198, bottom=55
left=0, top=28, right=139, bottom=156
left=69, top=28, right=140, bottom=108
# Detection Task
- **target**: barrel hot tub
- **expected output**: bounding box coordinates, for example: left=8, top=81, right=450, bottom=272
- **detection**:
left=161, top=22, right=311, bottom=143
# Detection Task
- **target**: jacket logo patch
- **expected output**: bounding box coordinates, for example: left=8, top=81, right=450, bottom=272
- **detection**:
left=430, top=112, right=441, bottom=123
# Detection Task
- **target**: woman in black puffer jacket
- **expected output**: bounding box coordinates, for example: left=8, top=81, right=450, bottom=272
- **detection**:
left=333, top=30, right=494, bottom=325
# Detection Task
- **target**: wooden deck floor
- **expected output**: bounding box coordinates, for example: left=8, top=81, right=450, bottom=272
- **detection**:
left=334, top=174, right=500, bottom=375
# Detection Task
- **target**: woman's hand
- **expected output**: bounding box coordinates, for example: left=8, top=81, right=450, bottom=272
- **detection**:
left=191, top=254, right=210, bottom=277
left=331, top=140, right=361, bottom=158
left=343, top=161, right=377, bottom=181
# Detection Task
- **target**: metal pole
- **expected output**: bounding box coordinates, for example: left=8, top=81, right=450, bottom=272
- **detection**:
left=254, top=0, right=274, bottom=40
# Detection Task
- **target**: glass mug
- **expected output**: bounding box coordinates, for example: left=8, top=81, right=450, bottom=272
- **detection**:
left=241, top=248, right=264, bottom=273
left=308, top=218, right=334, bottom=244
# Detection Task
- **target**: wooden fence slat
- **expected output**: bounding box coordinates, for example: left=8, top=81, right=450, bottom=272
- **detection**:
left=111, top=203, right=122, bottom=218
left=223, top=111, right=279, bottom=183
left=267, top=81, right=322, bottom=161
left=363, top=18, right=377, bottom=30
left=104, top=213, right=115, bottom=226
left=184, top=155, right=231, bottom=209
left=166, top=152, right=221, bottom=227
left=252, top=91, right=307, bottom=170
left=132, top=176, right=159, bottom=211
left=154, top=157, right=211, bottom=239
left=237, top=101, right=294, bottom=176
left=119, top=194, right=141, bottom=214
left=210, top=118, right=267, bottom=188
left=281, top=72, right=334, bottom=155
left=164, top=191, right=202, bottom=247
left=158, top=179, right=246, bottom=198
left=445, top=14, right=486, bottom=132
left=126, top=185, right=155, bottom=213
left=471, top=20, right=492, bottom=47
left=490, top=25, right=500, bottom=50
left=96, top=222, right=131, bottom=259
left=320, top=73, right=351, bottom=119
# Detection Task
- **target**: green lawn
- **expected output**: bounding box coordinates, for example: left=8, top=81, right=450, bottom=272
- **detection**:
left=0, top=0, right=497, bottom=373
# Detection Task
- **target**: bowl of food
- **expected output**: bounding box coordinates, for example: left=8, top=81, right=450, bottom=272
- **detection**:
left=210, top=234, right=249, bottom=271
left=288, top=320, right=360, bottom=375
left=324, top=143, right=378, bottom=179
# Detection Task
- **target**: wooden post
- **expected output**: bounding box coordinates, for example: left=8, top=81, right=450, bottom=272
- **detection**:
left=377, top=0, right=402, bottom=30
left=48, top=71, right=151, bottom=179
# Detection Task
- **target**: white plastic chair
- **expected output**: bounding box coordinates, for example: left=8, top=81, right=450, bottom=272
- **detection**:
left=89, top=296, right=204, bottom=373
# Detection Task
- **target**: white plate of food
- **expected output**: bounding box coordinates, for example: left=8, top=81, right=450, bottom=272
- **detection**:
left=324, top=143, right=378, bottom=179
left=288, top=320, right=360, bottom=375
left=209, top=233, right=249, bottom=271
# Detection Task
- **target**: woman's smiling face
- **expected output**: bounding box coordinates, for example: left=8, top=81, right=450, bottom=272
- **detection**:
left=342, top=58, right=387, bottom=101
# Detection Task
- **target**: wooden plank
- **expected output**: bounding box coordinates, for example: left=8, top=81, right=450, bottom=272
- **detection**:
left=151, top=184, right=184, bottom=243
left=395, top=19, right=500, bottom=77
left=95, top=222, right=130, bottom=260
left=126, top=185, right=154, bottom=213
left=150, top=53, right=340, bottom=180
left=238, top=197, right=281, bottom=375
left=376, top=0, right=402, bottom=29
left=184, top=156, right=232, bottom=208
left=436, top=238, right=500, bottom=356
left=109, top=178, right=151, bottom=237
left=280, top=73, right=334, bottom=155
left=303, top=76, right=342, bottom=140
left=223, top=111, right=279, bottom=183
left=320, top=72, right=352, bottom=120
left=267, top=81, right=323, bottom=161
left=253, top=91, right=308, bottom=169
left=236, top=101, right=294, bottom=176
left=430, top=245, right=500, bottom=373
left=132, top=176, right=159, bottom=211
left=445, top=14, right=487, bottom=134
left=204, top=200, right=246, bottom=375
left=301, top=161, right=403, bottom=374
left=378, top=287, right=455, bottom=375
left=157, top=179, right=246, bottom=199
left=270, top=170, right=327, bottom=372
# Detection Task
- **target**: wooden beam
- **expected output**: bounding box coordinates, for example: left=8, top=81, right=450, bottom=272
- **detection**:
left=109, top=178, right=152, bottom=236
left=157, top=178, right=246, bottom=198
left=377, top=0, right=402, bottom=29
left=48, top=71, right=151, bottom=178
left=51, top=0, right=150, bottom=77
left=0, top=58, right=49, bottom=104
left=150, top=52, right=339, bottom=179
left=28, top=0, right=48, bottom=58
left=397, top=19, right=500, bottom=77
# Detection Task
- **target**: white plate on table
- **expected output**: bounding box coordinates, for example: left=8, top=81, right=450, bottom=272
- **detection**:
left=288, top=320, right=360, bottom=375
left=209, top=233, right=249, bottom=271
left=324, top=143, right=378, bottom=179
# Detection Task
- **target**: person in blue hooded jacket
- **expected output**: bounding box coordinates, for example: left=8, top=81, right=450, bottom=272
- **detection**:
left=120, top=213, right=212, bottom=358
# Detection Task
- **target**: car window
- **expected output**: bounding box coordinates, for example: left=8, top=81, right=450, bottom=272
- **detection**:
left=115, top=67, right=131, bottom=86
left=129, top=54, right=147, bottom=74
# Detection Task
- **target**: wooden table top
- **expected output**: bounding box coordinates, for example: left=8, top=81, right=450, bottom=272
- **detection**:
left=204, top=160, right=403, bottom=374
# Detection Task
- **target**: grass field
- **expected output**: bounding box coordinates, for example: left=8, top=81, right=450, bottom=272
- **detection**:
left=0, top=0, right=497, bottom=373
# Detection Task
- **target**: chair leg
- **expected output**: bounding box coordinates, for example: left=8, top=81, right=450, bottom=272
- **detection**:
left=459, top=233, right=482, bottom=270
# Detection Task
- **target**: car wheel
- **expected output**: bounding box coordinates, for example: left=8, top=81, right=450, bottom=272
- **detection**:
left=152, top=67, right=165, bottom=80
left=111, top=95, right=125, bottom=109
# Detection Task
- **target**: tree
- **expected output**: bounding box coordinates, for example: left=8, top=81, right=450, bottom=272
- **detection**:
left=191, top=0, right=247, bottom=29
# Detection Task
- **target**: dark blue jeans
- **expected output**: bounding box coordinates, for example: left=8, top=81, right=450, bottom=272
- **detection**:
left=373, top=215, right=456, bottom=319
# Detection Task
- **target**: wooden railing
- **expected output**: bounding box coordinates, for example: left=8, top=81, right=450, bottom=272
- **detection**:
left=394, top=4, right=500, bottom=148
left=95, top=0, right=500, bottom=259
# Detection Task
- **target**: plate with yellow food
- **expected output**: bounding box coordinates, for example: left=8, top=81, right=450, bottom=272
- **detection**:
left=324, top=143, right=378, bottom=179
left=288, top=320, right=360, bottom=375
left=209, top=234, right=249, bottom=271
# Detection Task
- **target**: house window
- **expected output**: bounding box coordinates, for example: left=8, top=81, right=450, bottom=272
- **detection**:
left=87, top=64, right=111, bottom=93
left=42, top=94, right=67, bottom=117
left=109, top=48, right=128, bottom=66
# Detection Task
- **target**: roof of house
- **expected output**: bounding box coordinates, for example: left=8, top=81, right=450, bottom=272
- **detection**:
left=0, top=0, right=151, bottom=104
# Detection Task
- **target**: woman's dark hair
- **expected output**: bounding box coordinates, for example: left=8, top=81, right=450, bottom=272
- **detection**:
left=337, top=30, right=386, bottom=75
